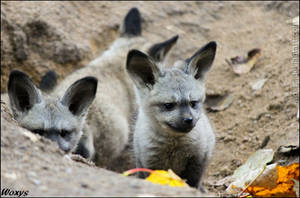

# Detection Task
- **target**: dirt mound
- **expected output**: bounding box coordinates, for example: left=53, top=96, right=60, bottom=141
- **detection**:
left=1, top=102, right=206, bottom=196
left=1, top=1, right=299, bottom=196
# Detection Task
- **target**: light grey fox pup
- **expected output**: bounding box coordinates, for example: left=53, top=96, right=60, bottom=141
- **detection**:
left=51, top=7, right=178, bottom=170
left=6, top=70, right=97, bottom=153
left=126, top=41, right=217, bottom=192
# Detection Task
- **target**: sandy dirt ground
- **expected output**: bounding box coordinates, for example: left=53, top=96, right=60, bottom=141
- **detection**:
left=1, top=1, right=299, bottom=197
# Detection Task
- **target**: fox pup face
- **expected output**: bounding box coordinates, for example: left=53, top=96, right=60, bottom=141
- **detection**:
left=147, top=70, right=205, bottom=133
left=8, top=70, right=97, bottom=152
left=127, top=41, right=217, bottom=134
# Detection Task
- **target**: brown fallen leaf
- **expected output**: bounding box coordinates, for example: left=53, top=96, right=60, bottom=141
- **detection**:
left=226, top=48, right=262, bottom=74
left=245, top=163, right=299, bottom=197
left=204, top=93, right=234, bottom=111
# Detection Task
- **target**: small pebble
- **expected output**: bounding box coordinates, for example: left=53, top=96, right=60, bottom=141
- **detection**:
left=65, top=168, right=72, bottom=174
left=242, top=137, right=250, bottom=143
left=4, top=172, right=17, bottom=180
left=31, top=178, right=40, bottom=185
left=81, top=183, right=89, bottom=188
left=27, top=171, right=37, bottom=177
left=40, top=185, right=48, bottom=191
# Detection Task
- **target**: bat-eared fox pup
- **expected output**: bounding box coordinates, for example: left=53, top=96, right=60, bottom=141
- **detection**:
left=127, top=41, right=217, bottom=192
left=7, top=70, right=97, bottom=153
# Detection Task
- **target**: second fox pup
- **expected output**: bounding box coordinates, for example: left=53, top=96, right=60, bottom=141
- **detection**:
left=126, top=41, right=217, bottom=192
left=6, top=70, right=97, bottom=153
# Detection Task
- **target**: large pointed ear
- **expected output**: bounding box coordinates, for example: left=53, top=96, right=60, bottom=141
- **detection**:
left=8, top=70, right=42, bottom=113
left=61, top=77, right=98, bottom=116
left=120, top=7, right=142, bottom=37
left=148, top=35, right=179, bottom=62
left=185, top=41, right=217, bottom=80
left=126, top=50, right=160, bottom=89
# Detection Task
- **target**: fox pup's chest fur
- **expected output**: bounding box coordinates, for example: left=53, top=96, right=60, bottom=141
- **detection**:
left=145, top=134, right=198, bottom=173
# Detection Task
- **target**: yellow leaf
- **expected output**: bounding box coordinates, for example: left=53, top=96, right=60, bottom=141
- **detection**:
left=123, top=168, right=188, bottom=187
left=146, top=169, right=188, bottom=187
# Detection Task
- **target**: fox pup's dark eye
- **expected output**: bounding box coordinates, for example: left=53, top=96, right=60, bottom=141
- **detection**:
left=163, top=103, right=176, bottom=111
left=60, top=130, right=70, bottom=138
left=32, top=129, right=45, bottom=135
left=190, top=101, right=199, bottom=109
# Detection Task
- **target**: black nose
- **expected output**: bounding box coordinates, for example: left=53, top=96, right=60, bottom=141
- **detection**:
left=183, top=117, right=193, bottom=124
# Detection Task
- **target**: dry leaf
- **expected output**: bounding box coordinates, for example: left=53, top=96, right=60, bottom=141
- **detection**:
left=226, top=48, right=261, bottom=74
left=226, top=149, right=275, bottom=194
left=205, top=93, right=234, bottom=111
left=245, top=163, right=299, bottom=197
left=292, top=179, right=299, bottom=197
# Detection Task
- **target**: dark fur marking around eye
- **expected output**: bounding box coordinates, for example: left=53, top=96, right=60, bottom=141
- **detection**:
left=162, top=103, right=176, bottom=111
left=60, top=129, right=71, bottom=138
left=32, top=129, right=45, bottom=135
left=190, top=100, right=200, bottom=109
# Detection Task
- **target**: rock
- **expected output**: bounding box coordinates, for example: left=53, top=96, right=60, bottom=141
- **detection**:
left=3, top=172, right=17, bottom=180
left=259, top=136, right=270, bottom=149
left=271, top=145, right=299, bottom=166
left=250, top=77, right=268, bottom=91
left=22, top=131, right=39, bottom=142
left=11, top=30, right=28, bottom=62
left=31, top=179, right=41, bottom=186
